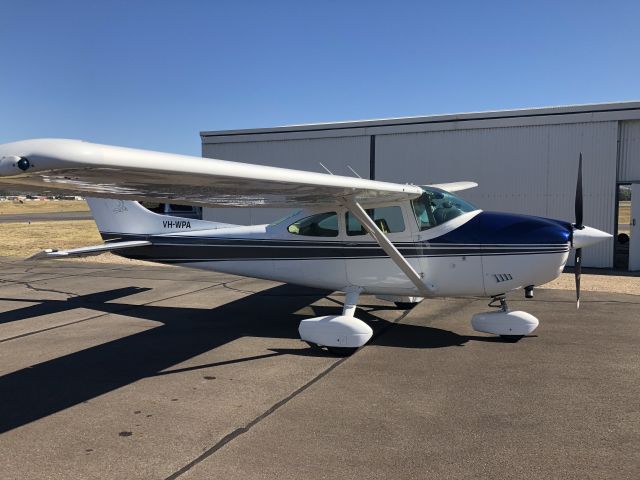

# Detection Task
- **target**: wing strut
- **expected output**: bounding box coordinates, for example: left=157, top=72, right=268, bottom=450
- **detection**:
left=342, top=197, right=433, bottom=297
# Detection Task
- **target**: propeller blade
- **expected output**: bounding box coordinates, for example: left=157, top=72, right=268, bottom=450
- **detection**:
left=575, top=247, right=582, bottom=309
left=575, top=153, right=583, bottom=229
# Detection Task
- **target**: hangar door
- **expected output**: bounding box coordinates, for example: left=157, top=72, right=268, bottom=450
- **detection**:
left=619, top=121, right=640, bottom=270
left=630, top=185, right=640, bottom=271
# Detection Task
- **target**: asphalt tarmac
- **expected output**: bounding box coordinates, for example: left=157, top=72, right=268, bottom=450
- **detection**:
left=0, top=259, right=638, bottom=479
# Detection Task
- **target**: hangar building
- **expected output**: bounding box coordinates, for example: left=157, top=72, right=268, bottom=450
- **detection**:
left=201, top=102, right=640, bottom=270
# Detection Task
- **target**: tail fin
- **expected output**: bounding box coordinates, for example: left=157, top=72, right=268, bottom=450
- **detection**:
left=85, top=198, right=237, bottom=236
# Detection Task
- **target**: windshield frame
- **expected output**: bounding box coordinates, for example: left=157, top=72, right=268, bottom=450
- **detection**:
left=411, top=186, right=478, bottom=231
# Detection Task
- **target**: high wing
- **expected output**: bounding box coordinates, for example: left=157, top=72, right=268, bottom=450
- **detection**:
left=0, top=139, right=423, bottom=207
left=1, top=139, right=478, bottom=296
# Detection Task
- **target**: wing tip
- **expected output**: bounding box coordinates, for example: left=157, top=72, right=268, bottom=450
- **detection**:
left=427, top=181, right=479, bottom=192
left=27, top=248, right=63, bottom=260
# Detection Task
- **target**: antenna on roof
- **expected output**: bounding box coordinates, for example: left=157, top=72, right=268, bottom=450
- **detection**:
left=318, top=162, right=334, bottom=175
left=346, top=165, right=362, bottom=178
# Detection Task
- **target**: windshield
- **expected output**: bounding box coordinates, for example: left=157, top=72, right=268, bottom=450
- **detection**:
left=269, top=210, right=302, bottom=227
left=412, top=187, right=477, bottom=230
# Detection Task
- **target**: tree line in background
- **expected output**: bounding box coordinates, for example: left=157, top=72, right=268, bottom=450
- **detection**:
left=619, top=186, right=631, bottom=201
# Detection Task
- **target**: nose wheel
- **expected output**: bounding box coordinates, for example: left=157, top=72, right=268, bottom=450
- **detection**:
left=303, top=341, right=357, bottom=356
left=471, top=295, right=539, bottom=340
left=488, top=294, right=509, bottom=311
left=488, top=296, right=524, bottom=341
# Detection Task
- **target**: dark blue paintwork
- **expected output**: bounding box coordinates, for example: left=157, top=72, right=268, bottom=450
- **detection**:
left=432, top=211, right=572, bottom=245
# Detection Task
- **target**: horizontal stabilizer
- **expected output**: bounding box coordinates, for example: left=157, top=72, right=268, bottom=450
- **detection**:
left=29, top=240, right=151, bottom=259
left=427, top=181, right=478, bottom=192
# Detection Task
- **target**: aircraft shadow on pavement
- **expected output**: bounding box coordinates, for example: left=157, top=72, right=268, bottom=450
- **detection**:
left=0, top=284, right=481, bottom=433
left=0, top=287, right=151, bottom=325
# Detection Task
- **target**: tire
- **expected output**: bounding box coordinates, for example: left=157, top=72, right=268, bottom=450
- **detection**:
left=326, top=346, right=358, bottom=357
left=304, top=341, right=322, bottom=351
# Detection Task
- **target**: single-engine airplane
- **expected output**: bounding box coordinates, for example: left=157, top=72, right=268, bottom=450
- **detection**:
left=0, top=139, right=611, bottom=354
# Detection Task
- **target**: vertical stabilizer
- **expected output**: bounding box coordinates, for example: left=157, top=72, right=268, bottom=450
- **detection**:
left=85, top=198, right=237, bottom=236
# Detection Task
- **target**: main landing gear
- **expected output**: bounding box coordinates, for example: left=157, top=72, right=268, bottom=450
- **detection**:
left=298, top=287, right=372, bottom=356
left=470, top=294, right=539, bottom=341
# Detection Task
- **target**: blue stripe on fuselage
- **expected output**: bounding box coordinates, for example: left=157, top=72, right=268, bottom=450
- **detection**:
left=101, top=212, right=572, bottom=263
left=430, top=211, right=572, bottom=245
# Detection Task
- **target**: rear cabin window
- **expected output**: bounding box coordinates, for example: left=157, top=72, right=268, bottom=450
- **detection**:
left=167, top=203, right=195, bottom=212
left=287, top=212, right=339, bottom=237
left=140, top=201, right=165, bottom=213
left=345, top=206, right=405, bottom=236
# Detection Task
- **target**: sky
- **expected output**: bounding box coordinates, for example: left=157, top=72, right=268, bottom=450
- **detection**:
left=1, top=0, right=639, bottom=156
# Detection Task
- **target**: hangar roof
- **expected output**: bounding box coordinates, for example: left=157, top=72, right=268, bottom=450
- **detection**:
left=201, top=101, right=640, bottom=143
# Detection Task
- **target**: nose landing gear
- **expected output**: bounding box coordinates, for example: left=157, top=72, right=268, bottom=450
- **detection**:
left=471, top=294, right=539, bottom=341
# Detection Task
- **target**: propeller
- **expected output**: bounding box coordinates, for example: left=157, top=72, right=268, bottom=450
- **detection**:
left=573, top=153, right=583, bottom=309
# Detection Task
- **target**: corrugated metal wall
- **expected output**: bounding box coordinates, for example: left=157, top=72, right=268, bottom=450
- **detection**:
left=619, top=120, right=640, bottom=182
left=202, top=135, right=370, bottom=225
left=202, top=121, right=620, bottom=268
left=376, top=122, right=618, bottom=267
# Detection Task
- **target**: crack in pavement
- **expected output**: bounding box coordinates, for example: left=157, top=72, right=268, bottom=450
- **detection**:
left=0, top=275, right=100, bottom=292
left=0, top=279, right=245, bottom=344
left=163, top=306, right=417, bottom=480
left=0, top=264, right=130, bottom=291
left=21, top=280, right=79, bottom=298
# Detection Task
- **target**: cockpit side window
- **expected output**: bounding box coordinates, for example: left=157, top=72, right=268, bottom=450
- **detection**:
left=287, top=212, right=339, bottom=237
left=345, top=206, right=405, bottom=236
left=412, top=187, right=477, bottom=231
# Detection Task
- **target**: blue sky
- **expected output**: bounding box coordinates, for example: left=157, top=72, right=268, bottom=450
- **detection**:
left=1, top=0, right=638, bottom=155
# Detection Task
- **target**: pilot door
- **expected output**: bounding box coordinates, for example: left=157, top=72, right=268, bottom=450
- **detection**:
left=345, top=204, right=421, bottom=292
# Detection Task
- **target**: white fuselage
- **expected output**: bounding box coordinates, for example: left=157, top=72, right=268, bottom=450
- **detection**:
left=114, top=203, right=570, bottom=298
